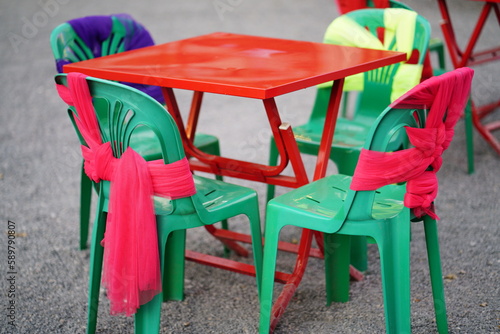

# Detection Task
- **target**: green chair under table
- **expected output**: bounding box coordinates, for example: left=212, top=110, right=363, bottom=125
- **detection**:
left=268, top=8, right=431, bottom=197
left=50, top=14, right=222, bottom=250
left=260, top=67, right=474, bottom=334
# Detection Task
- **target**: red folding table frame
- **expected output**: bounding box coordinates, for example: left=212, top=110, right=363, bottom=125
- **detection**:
left=64, top=32, right=405, bottom=327
left=437, top=0, right=500, bottom=155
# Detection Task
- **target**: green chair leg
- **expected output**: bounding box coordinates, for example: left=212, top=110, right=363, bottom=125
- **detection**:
left=258, top=219, right=281, bottom=334
left=135, top=289, right=163, bottom=334
left=266, top=138, right=279, bottom=203
left=80, top=162, right=92, bottom=250
left=162, top=230, right=186, bottom=302
left=324, top=233, right=351, bottom=304
left=136, top=220, right=171, bottom=334
left=423, top=216, right=449, bottom=334
left=349, top=236, right=368, bottom=272
left=87, top=196, right=106, bottom=334
left=378, top=217, right=411, bottom=334
left=246, top=204, right=264, bottom=296
left=464, top=99, right=475, bottom=174
left=429, top=38, right=446, bottom=71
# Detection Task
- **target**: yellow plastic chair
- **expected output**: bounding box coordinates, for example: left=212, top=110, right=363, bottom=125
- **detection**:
left=260, top=68, right=474, bottom=334
left=55, top=73, right=263, bottom=334
left=50, top=14, right=222, bottom=249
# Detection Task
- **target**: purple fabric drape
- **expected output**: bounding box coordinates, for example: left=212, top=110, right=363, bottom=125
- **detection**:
left=56, top=14, right=163, bottom=103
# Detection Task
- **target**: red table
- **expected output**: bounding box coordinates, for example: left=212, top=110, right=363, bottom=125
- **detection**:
left=64, top=32, right=405, bottom=327
left=437, top=0, right=500, bottom=155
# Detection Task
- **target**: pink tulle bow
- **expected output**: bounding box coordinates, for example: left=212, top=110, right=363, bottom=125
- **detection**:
left=81, top=142, right=115, bottom=183
left=404, top=171, right=439, bottom=219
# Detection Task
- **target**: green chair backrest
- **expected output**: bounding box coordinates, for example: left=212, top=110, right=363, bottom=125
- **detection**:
left=311, top=8, right=431, bottom=125
left=50, top=16, right=127, bottom=69
left=55, top=74, right=182, bottom=161
left=54, top=73, right=195, bottom=213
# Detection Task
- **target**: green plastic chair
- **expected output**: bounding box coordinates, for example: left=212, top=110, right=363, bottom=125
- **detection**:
left=364, top=3, right=475, bottom=175
left=267, top=8, right=430, bottom=271
left=50, top=15, right=222, bottom=250
left=260, top=68, right=474, bottom=334
left=55, top=73, right=263, bottom=334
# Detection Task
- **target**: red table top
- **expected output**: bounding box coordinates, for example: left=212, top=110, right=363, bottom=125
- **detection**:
left=64, top=32, right=406, bottom=99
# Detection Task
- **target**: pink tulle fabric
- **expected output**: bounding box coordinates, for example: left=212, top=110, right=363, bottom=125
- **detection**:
left=56, top=72, right=197, bottom=316
left=335, top=0, right=390, bottom=14
left=350, top=67, right=474, bottom=219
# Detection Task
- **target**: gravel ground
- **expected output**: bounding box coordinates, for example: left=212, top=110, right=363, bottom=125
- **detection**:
left=1, top=0, right=499, bottom=333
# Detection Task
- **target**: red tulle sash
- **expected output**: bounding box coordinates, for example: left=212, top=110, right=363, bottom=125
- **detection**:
left=350, top=68, right=474, bottom=219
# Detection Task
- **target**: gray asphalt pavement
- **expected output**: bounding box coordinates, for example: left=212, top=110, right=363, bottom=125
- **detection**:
left=1, top=0, right=499, bottom=333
